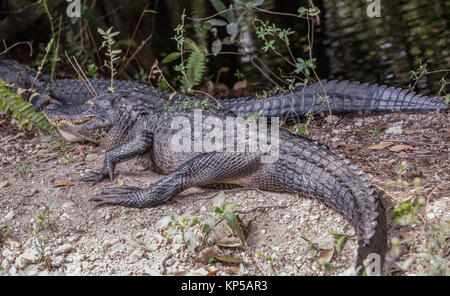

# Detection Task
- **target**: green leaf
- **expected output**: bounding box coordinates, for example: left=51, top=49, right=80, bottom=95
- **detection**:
left=202, top=222, right=216, bottom=234
left=226, top=23, right=238, bottom=42
left=224, top=212, right=238, bottom=231
left=298, top=7, right=308, bottom=16
left=183, top=231, right=198, bottom=251
left=210, top=0, right=235, bottom=23
left=243, top=0, right=265, bottom=7
left=162, top=52, right=181, bottom=63
left=206, top=18, right=228, bottom=27
left=211, top=39, right=222, bottom=56
left=183, top=37, right=200, bottom=52
left=336, top=236, right=347, bottom=253
left=213, top=191, right=227, bottom=207
left=211, top=206, right=223, bottom=215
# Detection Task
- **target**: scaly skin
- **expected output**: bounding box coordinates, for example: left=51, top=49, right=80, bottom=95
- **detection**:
left=78, top=94, right=387, bottom=269
left=1, top=59, right=447, bottom=120
left=40, top=78, right=449, bottom=117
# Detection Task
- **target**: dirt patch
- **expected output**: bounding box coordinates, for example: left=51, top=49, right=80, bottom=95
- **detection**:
left=0, top=109, right=449, bottom=276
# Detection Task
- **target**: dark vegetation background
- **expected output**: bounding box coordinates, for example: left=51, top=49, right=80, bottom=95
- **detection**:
left=0, top=0, right=449, bottom=94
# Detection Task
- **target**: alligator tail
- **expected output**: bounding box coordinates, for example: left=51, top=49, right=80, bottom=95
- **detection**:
left=0, top=59, right=51, bottom=110
left=222, top=80, right=448, bottom=118
left=0, top=59, right=49, bottom=90
left=277, top=133, right=388, bottom=270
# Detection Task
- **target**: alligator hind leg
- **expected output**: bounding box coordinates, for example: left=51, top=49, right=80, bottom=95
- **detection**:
left=90, top=152, right=261, bottom=208
left=82, top=131, right=153, bottom=185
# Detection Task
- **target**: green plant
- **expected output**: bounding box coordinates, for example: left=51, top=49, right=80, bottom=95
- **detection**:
left=38, top=0, right=58, bottom=80
left=388, top=197, right=425, bottom=226
left=234, top=69, right=245, bottom=80
left=98, top=27, right=122, bottom=92
left=0, top=221, right=11, bottom=241
left=87, top=64, right=100, bottom=78
left=28, top=202, right=54, bottom=263
left=256, top=250, right=277, bottom=276
left=369, top=127, right=379, bottom=137
left=329, top=230, right=354, bottom=254
left=205, top=191, right=240, bottom=235
left=14, top=160, right=35, bottom=177
left=157, top=211, right=200, bottom=251
left=292, top=110, right=314, bottom=135
left=163, top=11, right=207, bottom=93
left=176, top=97, right=210, bottom=110
left=0, top=80, right=56, bottom=134
left=134, top=68, right=148, bottom=84
left=58, top=152, right=75, bottom=164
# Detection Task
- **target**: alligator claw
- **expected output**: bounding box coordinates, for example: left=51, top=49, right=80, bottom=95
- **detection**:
left=81, top=169, right=115, bottom=185
left=90, top=186, right=141, bottom=208
left=81, top=172, right=108, bottom=185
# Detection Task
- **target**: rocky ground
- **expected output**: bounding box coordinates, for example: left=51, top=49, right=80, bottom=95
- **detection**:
left=0, top=108, right=449, bottom=276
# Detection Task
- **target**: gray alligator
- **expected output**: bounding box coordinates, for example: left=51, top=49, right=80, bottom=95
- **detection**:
left=0, top=59, right=447, bottom=122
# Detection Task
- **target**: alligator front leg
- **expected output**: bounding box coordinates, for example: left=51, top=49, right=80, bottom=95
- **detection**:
left=90, top=152, right=260, bottom=207
left=82, top=131, right=153, bottom=185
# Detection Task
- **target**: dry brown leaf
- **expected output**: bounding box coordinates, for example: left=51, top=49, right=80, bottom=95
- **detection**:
left=405, top=130, right=420, bottom=135
left=368, top=141, right=394, bottom=150
left=318, top=248, right=334, bottom=265
left=205, top=266, right=219, bottom=276
left=233, top=80, right=247, bottom=90
left=389, top=144, right=414, bottom=152
left=195, top=246, right=219, bottom=264
left=7, top=237, right=22, bottom=250
left=235, top=215, right=248, bottom=246
left=0, top=181, right=10, bottom=189
left=418, top=135, right=430, bottom=141
left=53, top=180, right=75, bottom=187
left=215, top=255, right=245, bottom=265
left=228, top=266, right=240, bottom=275
left=174, top=268, right=209, bottom=276
left=399, top=231, right=419, bottom=239
left=215, top=240, right=243, bottom=248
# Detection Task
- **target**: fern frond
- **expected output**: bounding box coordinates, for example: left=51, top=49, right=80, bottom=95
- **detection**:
left=0, top=80, right=56, bottom=134
left=181, top=52, right=206, bottom=92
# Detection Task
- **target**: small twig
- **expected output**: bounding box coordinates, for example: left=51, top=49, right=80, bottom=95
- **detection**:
left=307, top=0, right=320, bottom=25
left=425, top=182, right=450, bottom=207
left=72, top=56, right=98, bottom=97
left=0, top=2, right=39, bottom=14
left=234, top=203, right=291, bottom=215
left=187, top=8, right=234, bottom=21
left=191, top=89, right=224, bottom=109
left=250, top=59, right=279, bottom=87
left=0, top=40, right=33, bottom=57
left=50, top=15, right=63, bottom=81
left=248, top=6, right=307, bottom=19
left=148, top=60, right=177, bottom=97
left=118, top=34, right=153, bottom=76
left=64, top=51, right=97, bottom=98
left=118, top=3, right=151, bottom=75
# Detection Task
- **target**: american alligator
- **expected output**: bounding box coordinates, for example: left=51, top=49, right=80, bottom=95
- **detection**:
left=1, top=59, right=447, bottom=271
left=1, top=59, right=448, bottom=122
left=46, top=91, right=387, bottom=269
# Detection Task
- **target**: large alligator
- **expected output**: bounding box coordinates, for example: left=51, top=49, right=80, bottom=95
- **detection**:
left=44, top=91, right=388, bottom=270
left=1, top=59, right=448, bottom=272
left=1, top=59, right=447, bottom=122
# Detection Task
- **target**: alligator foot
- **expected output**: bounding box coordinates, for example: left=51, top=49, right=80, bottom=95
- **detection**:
left=90, top=185, right=146, bottom=208
left=81, top=169, right=114, bottom=185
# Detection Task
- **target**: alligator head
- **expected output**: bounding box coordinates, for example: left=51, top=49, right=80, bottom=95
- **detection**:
left=42, top=94, right=117, bottom=144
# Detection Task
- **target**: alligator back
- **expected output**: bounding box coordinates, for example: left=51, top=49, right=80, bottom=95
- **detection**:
left=220, top=80, right=448, bottom=118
